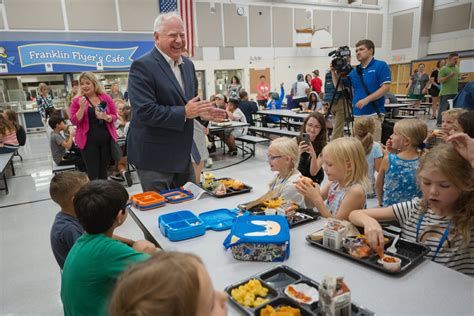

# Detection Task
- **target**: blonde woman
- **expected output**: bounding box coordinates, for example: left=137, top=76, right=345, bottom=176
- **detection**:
left=376, top=119, right=428, bottom=207
left=295, top=137, right=368, bottom=220
left=267, top=137, right=305, bottom=207
left=70, top=72, right=118, bottom=180
left=36, top=82, right=55, bottom=120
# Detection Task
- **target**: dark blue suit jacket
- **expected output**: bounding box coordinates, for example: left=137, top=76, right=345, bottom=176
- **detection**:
left=127, top=47, right=198, bottom=173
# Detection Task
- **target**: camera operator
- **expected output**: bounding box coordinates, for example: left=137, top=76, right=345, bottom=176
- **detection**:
left=348, top=39, right=391, bottom=142
left=329, top=54, right=352, bottom=139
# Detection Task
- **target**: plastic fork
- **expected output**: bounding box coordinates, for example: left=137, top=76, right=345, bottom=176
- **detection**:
left=387, top=234, right=400, bottom=253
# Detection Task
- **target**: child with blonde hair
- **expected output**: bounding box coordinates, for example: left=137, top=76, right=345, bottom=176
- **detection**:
left=377, top=119, right=427, bottom=207
left=428, top=108, right=467, bottom=144
left=267, top=137, right=305, bottom=206
left=353, top=117, right=384, bottom=199
left=109, top=252, right=228, bottom=316
left=350, top=144, right=474, bottom=276
left=296, top=137, right=368, bottom=220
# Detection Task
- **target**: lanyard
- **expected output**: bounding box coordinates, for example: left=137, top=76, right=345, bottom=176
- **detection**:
left=271, top=171, right=294, bottom=192
left=416, top=211, right=451, bottom=261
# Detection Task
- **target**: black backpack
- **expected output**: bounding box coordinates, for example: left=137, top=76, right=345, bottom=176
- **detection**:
left=16, top=125, right=27, bottom=146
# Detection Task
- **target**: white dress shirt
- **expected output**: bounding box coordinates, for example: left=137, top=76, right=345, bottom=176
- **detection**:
left=156, top=46, right=184, bottom=92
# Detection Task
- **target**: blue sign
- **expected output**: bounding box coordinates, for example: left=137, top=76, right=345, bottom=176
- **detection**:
left=0, top=41, right=155, bottom=74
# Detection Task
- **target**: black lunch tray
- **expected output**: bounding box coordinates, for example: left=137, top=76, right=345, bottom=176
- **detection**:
left=305, top=233, right=430, bottom=276
left=225, top=265, right=375, bottom=316
left=201, top=177, right=253, bottom=198
left=238, top=204, right=321, bottom=228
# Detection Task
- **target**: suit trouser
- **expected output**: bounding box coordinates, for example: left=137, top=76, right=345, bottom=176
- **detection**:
left=330, top=98, right=346, bottom=139
left=354, top=115, right=384, bottom=143
left=137, top=161, right=196, bottom=193
left=437, top=94, right=455, bottom=126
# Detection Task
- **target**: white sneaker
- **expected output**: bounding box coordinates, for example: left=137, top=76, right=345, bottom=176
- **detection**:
left=205, top=158, right=213, bottom=168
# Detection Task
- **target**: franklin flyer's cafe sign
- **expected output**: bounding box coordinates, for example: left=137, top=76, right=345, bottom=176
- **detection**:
left=0, top=41, right=155, bottom=74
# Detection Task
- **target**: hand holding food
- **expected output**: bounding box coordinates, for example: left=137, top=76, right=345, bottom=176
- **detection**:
left=295, top=178, right=321, bottom=203
left=432, top=129, right=447, bottom=139
left=363, top=218, right=386, bottom=255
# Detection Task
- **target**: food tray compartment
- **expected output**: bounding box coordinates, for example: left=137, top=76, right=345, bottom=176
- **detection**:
left=158, top=211, right=205, bottom=241
left=159, top=188, right=194, bottom=203
left=254, top=297, right=313, bottom=316
left=306, top=234, right=430, bottom=276
left=201, top=177, right=252, bottom=198
left=259, top=266, right=302, bottom=289
left=285, top=280, right=320, bottom=308
left=131, top=191, right=166, bottom=210
left=226, top=265, right=375, bottom=315
left=225, top=279, right=278, bottom=314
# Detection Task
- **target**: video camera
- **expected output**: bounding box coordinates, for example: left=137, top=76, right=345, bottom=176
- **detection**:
left=329, top=46, right=352, bottom=75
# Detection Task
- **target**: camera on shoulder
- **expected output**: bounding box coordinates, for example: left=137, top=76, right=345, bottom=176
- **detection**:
left=329, top=46, right=353, bottom=76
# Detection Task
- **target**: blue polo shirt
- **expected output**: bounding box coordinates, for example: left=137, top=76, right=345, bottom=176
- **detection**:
left=348, top=58, right=391, bottom=116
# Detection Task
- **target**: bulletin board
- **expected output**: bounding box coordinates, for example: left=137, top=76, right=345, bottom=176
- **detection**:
left=249, top=68, right=271, bottom=94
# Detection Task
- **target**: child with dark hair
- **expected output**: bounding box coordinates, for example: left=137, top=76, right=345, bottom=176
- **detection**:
left=48, top=116, right=84, bottom=170
left=49, top=171, right=90, bottom=269
left=453, top=110, right=474, bottom=138
left=61, top=180, right=157, bottom=316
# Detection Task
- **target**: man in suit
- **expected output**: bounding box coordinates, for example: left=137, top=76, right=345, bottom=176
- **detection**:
left=127, top=12, right=224, bottom=192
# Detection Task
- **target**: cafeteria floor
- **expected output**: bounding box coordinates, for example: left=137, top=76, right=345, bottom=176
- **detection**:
left=0, top=122, right=423, bottom=314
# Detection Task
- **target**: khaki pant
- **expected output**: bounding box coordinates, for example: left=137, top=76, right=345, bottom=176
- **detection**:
left=330, top=98, right=346, bottom=139
left=354, top=115, right=384, bottom=143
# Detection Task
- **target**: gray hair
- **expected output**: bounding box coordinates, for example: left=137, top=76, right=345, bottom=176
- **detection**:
left=153, top=12, right=183, bottom=33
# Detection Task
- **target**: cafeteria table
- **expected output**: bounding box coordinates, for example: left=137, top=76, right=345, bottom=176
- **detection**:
left=257, top=109, right=309, bottom=129
left=127, top=159, right=473, bottom=316
left=384, top=103, right=407, bottom=119
left=208, top=121, right=250, bottom=155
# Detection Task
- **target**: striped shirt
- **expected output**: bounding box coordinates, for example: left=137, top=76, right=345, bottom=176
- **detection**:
left=0, top=130, right=19, bottom=146
left=393, top=198, right=474, bottom=277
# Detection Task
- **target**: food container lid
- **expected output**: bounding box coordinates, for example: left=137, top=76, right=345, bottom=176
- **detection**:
left=198, top=208, right=238, bottom=231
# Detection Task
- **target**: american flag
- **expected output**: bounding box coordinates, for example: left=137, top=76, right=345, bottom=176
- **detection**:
left=159, top=0, right=195, bottom=57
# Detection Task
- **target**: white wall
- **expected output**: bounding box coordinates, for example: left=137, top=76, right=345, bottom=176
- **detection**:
left=428, top=0, right=474, bottom=54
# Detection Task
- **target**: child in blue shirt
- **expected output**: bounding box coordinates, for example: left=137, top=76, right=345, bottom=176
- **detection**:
left=49, top=171, right=90, bottom=269
left=376, top=119, right=428, bottom=207
left=264, top=83, right=285, bottom=125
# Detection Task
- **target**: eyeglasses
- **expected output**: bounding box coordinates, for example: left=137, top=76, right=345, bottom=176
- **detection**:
left=267, top=155, right=283, bottom=161
left=123, top=200, right=132, bottom=210
left=307, top=124, right=321, bottom=129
